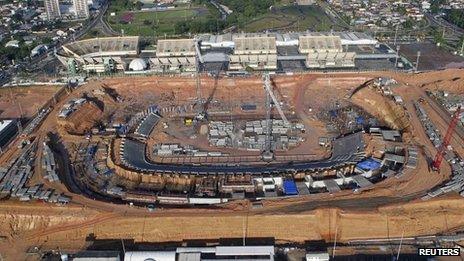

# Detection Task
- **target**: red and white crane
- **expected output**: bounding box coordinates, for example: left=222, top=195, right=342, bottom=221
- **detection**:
left=431, top=106, right=462, bottom=171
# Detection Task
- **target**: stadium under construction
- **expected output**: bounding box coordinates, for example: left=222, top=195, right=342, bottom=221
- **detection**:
left=2, top=31, right=461, bottom=208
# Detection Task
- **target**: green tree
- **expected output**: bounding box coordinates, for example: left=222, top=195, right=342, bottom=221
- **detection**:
left=430, top=0, right=445, bottom=14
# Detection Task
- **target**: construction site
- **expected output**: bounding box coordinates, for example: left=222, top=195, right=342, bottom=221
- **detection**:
left=0, top=68, right=464, bottom=259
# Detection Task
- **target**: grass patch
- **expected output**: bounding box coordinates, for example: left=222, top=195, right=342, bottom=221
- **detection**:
left=107, top=5, right=214, bottom=36
left=244, top=5, right=341, bottom=32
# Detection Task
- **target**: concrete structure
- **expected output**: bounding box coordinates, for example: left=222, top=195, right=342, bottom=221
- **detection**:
left=72, top=0, right=89, bottom=19
left=233, top=35, right=277, bottom=55
left=56, top=37, right=140, bottom=73
left=151, top=39, right=197, bottom=72
left=299, top=35, right=356, bottom=69
left=229, top=34, right=277, bottom=71
left=57, top=31, right=399, bottom=75
left=44, top=0, right=61, bottom=20
left=299, top=35, right=343, bottom=53
left=156, top=39, right=196, bottom=57
left=199, top=32, right=378, bottom=49
left=305, top=52, right=355, bottom=68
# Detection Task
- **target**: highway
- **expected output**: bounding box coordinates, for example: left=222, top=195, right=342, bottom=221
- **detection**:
left=426, top=13, right=464, bottom=37
left=209, top=0, right=229, bottom=21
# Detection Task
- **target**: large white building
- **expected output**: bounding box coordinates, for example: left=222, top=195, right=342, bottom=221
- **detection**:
left=44, top=0, right=89, bottom=20
left=44, top=0, right=61, bottom=20
left=73, top=0, right=89, bottom=19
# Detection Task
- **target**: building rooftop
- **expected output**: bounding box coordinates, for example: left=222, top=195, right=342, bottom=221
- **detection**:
left=156, top=39, right=196, bottom=57
left=0, top=120, right=14, bottom=133
left=233, top=36, right=276, bottom=53
left=61, top=36, right=139, bottom=57
left=299, top=35, right=342, bottom=53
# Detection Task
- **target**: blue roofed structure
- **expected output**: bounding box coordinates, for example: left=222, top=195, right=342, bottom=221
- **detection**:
left=356, top=158, right=381, bottom=171
left=283, top=180, right=298, bottom=195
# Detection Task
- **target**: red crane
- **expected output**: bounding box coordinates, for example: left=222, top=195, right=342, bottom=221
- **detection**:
left=432, top=106, right=462, bottom=171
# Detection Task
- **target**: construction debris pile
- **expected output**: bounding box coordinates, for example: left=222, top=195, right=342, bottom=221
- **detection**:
left=58, top=98, right=88, bottom=119
left=319, top=105, right=379, bottom=135
left=208, top=120, right=305, bottom=150
left=374, top=77, right=398, bottom=95
left=58, top=100, right=104, bottom=135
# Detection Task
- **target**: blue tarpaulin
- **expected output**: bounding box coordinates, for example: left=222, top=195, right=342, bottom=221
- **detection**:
left=329, top=110, right=338, bottom=118
left=356, top=116, right=365, bottom=124
left=356, top=158, right=381, bottom=171
left=283, top=180, right=298, bottom=195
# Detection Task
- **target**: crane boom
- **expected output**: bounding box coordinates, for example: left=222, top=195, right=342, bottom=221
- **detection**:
left=263, top=73, right=289, bottom=125
left=432, top=106, right=462, bottom=171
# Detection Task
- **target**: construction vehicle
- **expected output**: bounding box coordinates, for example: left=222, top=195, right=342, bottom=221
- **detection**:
left=184, top=118, right=193, bottom=126
left=431, top=106, right=462, bottom=171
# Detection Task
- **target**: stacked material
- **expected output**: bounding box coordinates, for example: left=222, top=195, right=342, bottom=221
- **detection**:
left=42, top=143, right=59, bottom=182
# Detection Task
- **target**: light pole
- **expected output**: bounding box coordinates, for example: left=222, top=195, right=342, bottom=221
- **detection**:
left=415, top=51, right=421, bottom=72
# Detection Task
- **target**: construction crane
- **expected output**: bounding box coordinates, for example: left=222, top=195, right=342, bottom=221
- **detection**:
left=194, top=39, right=204, bottom=120
left=432, top=106, right=462, bottom=171
left=263, top=73, right=289, bottom=125
left=262, top=83, right=273, bottom=161
left=262, top=73, right=289, bottom=161
left=197, top=70, right=221, bottom=121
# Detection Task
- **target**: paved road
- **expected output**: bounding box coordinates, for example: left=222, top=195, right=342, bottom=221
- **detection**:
left=426, top=13, right=464, bottom=37
left=209, top=0, right=229, bottom=21
left=121, top=132, right=363, bottom=174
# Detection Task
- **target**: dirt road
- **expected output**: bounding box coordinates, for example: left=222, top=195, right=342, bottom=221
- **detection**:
left=1, top=196, right=464, bottom=260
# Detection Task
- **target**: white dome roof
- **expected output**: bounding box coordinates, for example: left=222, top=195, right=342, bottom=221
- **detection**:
left=129, top=58, right=148, bottom=71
